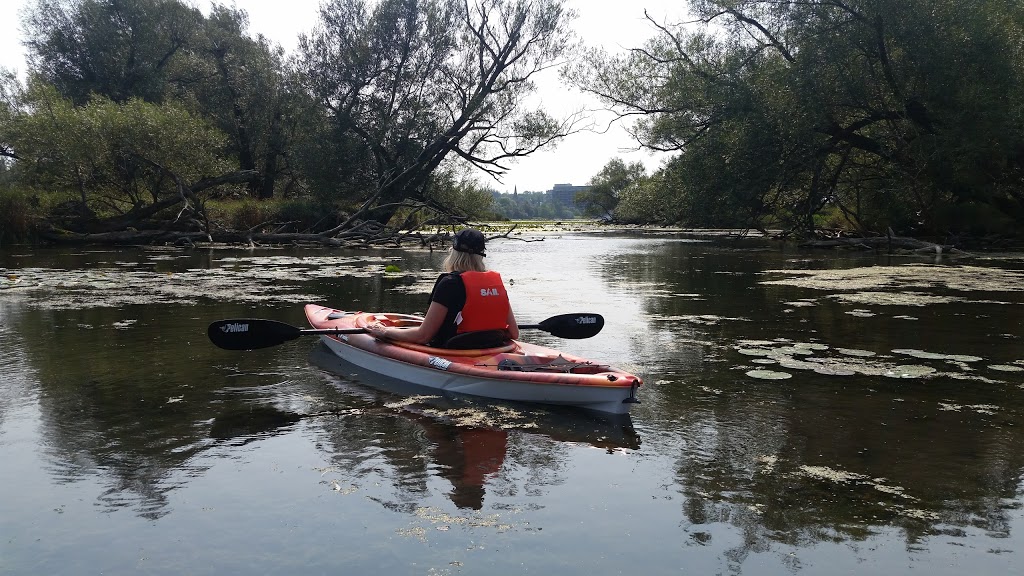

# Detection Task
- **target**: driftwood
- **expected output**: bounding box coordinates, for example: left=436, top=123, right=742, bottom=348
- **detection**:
left=37, top=220, right=532, bottom=249
left=38, top=228, right=382, bottom=247
left=799, top=234, right=963, bottom=255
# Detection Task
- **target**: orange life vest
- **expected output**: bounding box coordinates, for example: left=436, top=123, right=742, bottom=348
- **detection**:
left=456, top=271, right=511, bottom=334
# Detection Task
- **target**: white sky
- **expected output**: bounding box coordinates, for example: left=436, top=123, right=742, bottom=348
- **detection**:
left=0, top=0, right=687, bottom=192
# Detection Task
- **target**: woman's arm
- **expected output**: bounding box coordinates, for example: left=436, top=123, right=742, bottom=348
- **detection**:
left=367, top=302, right=449, bottom=344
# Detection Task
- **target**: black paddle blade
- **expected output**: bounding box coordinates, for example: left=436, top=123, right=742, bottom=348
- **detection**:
left=207, top=319, right=302, bottom=350
left=534, top=313, right=604, bottom=339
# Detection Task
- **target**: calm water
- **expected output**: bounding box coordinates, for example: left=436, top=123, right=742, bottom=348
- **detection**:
left=2, top=231, right=1023, bottom=575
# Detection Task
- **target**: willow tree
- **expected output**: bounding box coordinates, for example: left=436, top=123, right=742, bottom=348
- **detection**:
left=3, top=78, right=246, bottom=237
left=182, top=4, right=294, bottom=199
left=22, top=0, right=295, bottom=200
left=296, top=0, right=580, bottom=234
left=570, top=0, right=1024, bottom=239
left=22, top=0, right=204, bottom=105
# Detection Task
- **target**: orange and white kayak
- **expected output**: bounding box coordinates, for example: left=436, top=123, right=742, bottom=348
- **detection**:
left=304, top=304, right=642, bottom=414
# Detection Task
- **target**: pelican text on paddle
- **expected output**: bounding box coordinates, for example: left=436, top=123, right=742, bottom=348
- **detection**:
left=219, top=322, right=250, bottom=333
left=576, top=316, right=598, bottom=325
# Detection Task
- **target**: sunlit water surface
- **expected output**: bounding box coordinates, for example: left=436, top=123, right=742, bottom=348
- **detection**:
left=2, top=231, right=1023, bottom=575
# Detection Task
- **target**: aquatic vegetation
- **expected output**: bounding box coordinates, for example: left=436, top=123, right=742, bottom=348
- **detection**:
left=745, top=369, right=792, bottom=380
left=989, top=365, right=1024, bottom=372
left=891, top=349, right=983, bottom=362
left=776, top=357, right=820, bottom=370
left=736, top=339, right=778, bottom=347
left=938, top=402, right=999, bottom=415
left=812, top=365, right=856, bottom=376
left=799, top=466, right=917, bottom=502
left=900, top=508, right=941, bottom=521
left=884, top=365, right=937, bottom=378
left=420, top=405, right=538, bottom=430
left=783, top=300, right=818, bottom=307
left=833, top=291, right=964, bottom=306
left=834, top=348, right=876, bottom=357
left=0, top=254, right=438, bottom=309
left=652, top=314, right=749, bottom=326
left=792, top=342, right=829, bottom=351
left=731, top=338, right=1021, bottom=384
left=384, top=395, right=442, bottom=409
left=757, top=455, right=778, bottom=474
left=800, top=465, right=867, bottom=483
left=762, top=264, right=1024, bottom=293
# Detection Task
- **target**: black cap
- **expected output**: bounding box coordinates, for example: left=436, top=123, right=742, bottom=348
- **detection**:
left=453, top=228, right=486, bottom=257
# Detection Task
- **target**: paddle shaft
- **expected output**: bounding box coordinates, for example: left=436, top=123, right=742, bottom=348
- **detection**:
left=208, top=312, right=603, bottom=350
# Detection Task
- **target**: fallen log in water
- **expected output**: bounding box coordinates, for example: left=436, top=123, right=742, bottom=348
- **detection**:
left=798, top=235, right=963, bottom=254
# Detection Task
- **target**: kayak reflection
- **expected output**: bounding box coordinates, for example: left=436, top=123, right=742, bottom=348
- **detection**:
left=307, top=343, right=641, bottom=509
left=414, top=414, right=507, bottom=509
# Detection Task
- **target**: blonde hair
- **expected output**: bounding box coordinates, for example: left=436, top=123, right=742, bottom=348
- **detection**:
left=442, top=248, right=487, bottom=273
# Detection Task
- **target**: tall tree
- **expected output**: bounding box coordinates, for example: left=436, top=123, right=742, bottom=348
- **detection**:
left=22, top=0, right=203, bottom=105
left=570, top=0, right=1024, bottom=238
left=296, top=0, right=581, bottom=231
left=182, top=4, right=293, bottom=199
left=580, top=158, right=646, bottom=219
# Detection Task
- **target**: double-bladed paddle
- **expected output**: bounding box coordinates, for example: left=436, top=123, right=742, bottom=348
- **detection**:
left=207, top=312, right=604, bottom=351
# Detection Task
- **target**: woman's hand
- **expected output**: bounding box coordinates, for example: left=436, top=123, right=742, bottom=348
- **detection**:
left=367, top=321, right=389, bottom=339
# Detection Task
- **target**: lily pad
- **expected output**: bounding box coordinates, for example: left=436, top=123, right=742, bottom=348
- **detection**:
left=892, top=349, right=950, bottom=360
left=813, top=365, right=857, bottom=376
left=737, top=339, right=778, bottom=347
left=792, top=342, right=830, bottom=351
left=746, top=369, right=792, bottom=380
left=884, top=365, right=937, bottom=379
left=989, top=365, right=1024, bottom=372
left=892, top=349, right=984, bottom=362
left=834, top=348, right=876, bottom=357
left=776, top=357, right=819, bottom=370
left=772, top=346, right=816, bottom=356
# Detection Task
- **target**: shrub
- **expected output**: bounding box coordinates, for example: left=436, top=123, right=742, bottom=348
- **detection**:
left=0, top=188, right=38, bottom=245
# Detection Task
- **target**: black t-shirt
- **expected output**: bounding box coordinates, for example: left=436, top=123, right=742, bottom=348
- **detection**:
left=427, top=273, right=466, bottom=347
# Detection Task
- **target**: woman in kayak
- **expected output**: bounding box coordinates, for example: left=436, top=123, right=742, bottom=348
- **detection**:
left=367, top=228, right=520, bottom=347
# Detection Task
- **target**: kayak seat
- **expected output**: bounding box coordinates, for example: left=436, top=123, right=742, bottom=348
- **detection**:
left=443, top=330, right=511, bottom=350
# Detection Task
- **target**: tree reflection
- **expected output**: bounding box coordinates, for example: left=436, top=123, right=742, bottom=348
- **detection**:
left=613, top=236, right=1024, bottom=555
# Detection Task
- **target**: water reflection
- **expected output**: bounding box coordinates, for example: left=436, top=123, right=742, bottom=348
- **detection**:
left=2, top=238, right=1024, bottom=574
left=307, top=343, right=641, bottom=510
left=617, top=238, right=1024, bottom=557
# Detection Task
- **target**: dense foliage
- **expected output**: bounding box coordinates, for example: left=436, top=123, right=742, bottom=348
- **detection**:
left=3, top=0, right=1023, bottom=245
left=0, top=0, right=578, bottom=244
left=571, top=0, right=1024, bottom=240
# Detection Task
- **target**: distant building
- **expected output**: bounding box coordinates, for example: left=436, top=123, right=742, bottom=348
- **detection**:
left=547, top=183, right=590, bottom=206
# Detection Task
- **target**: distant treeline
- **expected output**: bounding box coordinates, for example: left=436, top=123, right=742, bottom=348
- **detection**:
left=489, top=191, right=586, bottom=221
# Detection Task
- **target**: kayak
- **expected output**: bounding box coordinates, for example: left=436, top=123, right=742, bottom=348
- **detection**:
left=304, top=304, right=642, bottom=414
